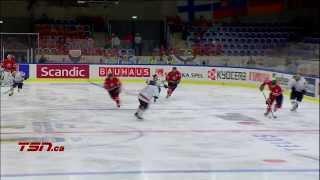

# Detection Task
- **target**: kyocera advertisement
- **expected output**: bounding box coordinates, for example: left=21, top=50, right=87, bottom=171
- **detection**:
left=207, top=68, right=247, bottom=81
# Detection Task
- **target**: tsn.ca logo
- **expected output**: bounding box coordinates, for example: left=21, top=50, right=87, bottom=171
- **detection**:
left=18, top=142, right=64, bottom=152
left=208, top=69, right=216, bottom=80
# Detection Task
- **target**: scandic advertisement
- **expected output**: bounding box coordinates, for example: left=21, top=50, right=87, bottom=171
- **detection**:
left=99, top=67, right=150, bottom=77
left=37, top=64, right=89, bottom=78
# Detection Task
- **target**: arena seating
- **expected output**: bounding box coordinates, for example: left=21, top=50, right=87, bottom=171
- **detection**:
left=185, top=23, right=298, bottom=56
left=35, top=20, right=100, bottom=55
left=303, top=36, right=320, bottom=44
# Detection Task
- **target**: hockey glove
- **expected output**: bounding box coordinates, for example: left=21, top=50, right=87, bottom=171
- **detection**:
left=259, top=85, right=264, bottom=91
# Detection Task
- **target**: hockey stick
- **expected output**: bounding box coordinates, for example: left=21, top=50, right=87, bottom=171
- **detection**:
left=88, top=80, right=134, bottom=97
left=88, top=81, right=103, bottom=88
left=261, top=91, right=276, bottom=118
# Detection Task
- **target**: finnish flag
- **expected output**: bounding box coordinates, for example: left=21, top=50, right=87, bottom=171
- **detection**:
left=177, top=0, right=217, bottom=22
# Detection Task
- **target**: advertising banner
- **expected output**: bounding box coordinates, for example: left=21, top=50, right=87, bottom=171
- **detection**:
left=98, top=67, right=150, bottom=77
left=18, top=64, right=29, bottom=79
left=272, top=72, right=291, bottom=88
left=305, top=77, right=316, bottom=97
left=207, top=68, right=247, bottom=81
left=36, top=64, right=89, bottom=79
left=248, top=71, right=271, bottom=82
left=28, top=63, right=319, bottom=99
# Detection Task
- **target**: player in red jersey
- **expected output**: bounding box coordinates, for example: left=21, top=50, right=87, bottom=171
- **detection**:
left=104, top=73, right=122, bottom=108
left=165, top=67, right=182, bottom=98
left=1, top=54, right=17, bottom=73
left=259, top=79, right=283, bottom=118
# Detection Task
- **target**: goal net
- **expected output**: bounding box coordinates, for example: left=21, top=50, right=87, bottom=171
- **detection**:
left=0, top=33, right=39, bottom=63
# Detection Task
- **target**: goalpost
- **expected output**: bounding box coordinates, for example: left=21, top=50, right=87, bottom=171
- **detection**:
left=0, top=33, right=39, bottom=63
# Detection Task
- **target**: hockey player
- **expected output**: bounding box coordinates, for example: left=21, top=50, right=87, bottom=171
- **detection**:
left=0, top=67, right=5, bottom=86
left=288, top=74, right=307, bottom=111
left=259, top=79, right=283, bottom=118
left=104, top=73, right=122, bottom=108
left=0, top=68, right=14, bottom=96
left=0, top=67, right=4, bottom=81
left=146, top=74, right=168, bottom=102
left=12, top=70, right=26, bottom=93
left=165, top=67, right=181, bottom=98
left=1, top=54, right=17, bottom=73
left=134, top=80, right=159, bottom=120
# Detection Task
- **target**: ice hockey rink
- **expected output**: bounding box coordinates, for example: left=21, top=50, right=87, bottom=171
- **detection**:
left=1, top=82, right=319, bottom=180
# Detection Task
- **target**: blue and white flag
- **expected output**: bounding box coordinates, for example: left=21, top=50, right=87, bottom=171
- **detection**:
left=177, top=0, right=217, bottom=22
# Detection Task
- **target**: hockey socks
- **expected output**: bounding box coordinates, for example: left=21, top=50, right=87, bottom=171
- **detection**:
left=112, top=97, right=120, bottom=108
left=290, top=100, right=299, bottom=111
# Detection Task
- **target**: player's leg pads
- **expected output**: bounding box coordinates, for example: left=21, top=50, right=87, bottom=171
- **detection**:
left=139, top=99, right=149, bottom=110
left=18, top=83, right=23, bottom=89
left=168, top=82, right=178, bottom=92
left=290, top=90, right=296, bottom=100
left=109, top=88, right=120, bottom=100
left=275, top=94, right=283, bottom=109
left=296, top=91, right=304, bottom=102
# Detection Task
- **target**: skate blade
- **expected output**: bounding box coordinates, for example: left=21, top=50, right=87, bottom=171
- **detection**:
left=134, top=114, right=143, bottom=121
left=265, top=114, right=277, bottom=119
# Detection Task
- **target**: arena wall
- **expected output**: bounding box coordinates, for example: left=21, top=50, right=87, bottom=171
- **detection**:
left=23, top=64, right=320, bottom=101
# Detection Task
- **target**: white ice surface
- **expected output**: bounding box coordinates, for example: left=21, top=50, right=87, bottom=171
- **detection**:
left=1, top=82, right=319, bottom=180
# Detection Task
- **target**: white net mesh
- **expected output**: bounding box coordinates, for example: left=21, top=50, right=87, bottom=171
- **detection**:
left=0, top=33, right=39, bottom=63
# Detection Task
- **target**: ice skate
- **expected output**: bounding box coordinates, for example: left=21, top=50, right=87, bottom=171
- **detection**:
left=291, top=103, right=298, bottom=112
left=134, top=112, right=143, bottom=120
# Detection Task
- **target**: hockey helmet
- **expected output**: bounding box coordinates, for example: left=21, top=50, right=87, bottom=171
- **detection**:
left=148, top=80, right=156, bottom=86
left=294, top=74, right=301, bottom=81
left=152, top=74, right=159, bottom=81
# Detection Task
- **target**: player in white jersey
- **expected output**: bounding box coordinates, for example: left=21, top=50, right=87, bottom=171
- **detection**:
left=288, top=74, right=307, bottom=111
left=12, top=71, right=26, bottom=93
left=146, top=74, right=168, bottom=102
left=0, top=67, right=4, bottom=83
left=0, top=68, right=14, bottom=95
left=135, top=76, right=160, bottom=120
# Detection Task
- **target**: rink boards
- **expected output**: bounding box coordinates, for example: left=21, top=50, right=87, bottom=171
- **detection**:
left=20, top=64, right=320, bottom=100
left=2, top=65, right=319, bottom=180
